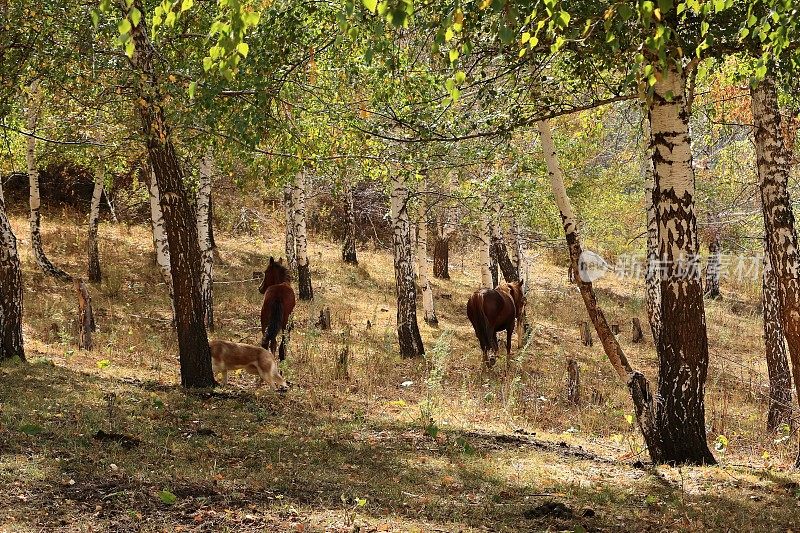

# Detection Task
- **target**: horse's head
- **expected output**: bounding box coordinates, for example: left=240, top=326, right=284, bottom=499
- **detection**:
left=259, top=256, right=290, bottom=294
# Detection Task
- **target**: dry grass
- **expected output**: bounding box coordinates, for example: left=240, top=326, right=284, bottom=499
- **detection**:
left=1, top=206, right=799, bottom=532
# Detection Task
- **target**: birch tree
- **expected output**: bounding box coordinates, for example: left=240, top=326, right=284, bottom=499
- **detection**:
left=87, top=175, right=104, bottom=283
left=25, top=81, right=71, bottom=282
left=147, top=169, right=174, bottom=315
left=478, top=210, right=493, bottom=289
left=390, top=172, right=425, bottom=357
left=641, top=111, right=662, bottom=344
left=342, top=183, right=358, bottom=264
left=0, top=185, right=25, bottom=362
left=752, top=74, right=800, bottom=455
left=762, top=247, right=793, bottom=431
left=489, top=199, right=519, bottom=283
left=292, top=170, right=313, bottom=301
left=416, top=193, right=437, bottom=326
left=283, top=182, right=297, bottom=275
left=197, top=148, right=215, bottom=331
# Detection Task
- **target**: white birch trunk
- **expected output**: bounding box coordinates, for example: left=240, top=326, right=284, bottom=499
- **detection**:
left=197, top=149, right=215, bottom=331
left=283, top=182, right=297, bottom=274
left=87, top=177, right=103, bottom=282
left=642, top=109, right=662, bottom=344
left=0, top=191, right=25, bottom=361
left=753, top=75, right=800, bottom=457
left=416, top=194, right=437, bottom=325
left=647, top=64, right=715, bottom=464
left=25, top=81, right=70, bottom=281
left=390, top=173, right=425, bottom=357
left=478, top=211, right=492, bottom=288
left=147, top=168, right=174, bottom=316
left=293, top=170, right=313, bottom=300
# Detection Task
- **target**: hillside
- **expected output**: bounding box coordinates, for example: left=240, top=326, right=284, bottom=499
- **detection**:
left=1, top=211, right=799, bottom=532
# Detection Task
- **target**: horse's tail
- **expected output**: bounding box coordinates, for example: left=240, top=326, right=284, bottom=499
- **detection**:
left=261, top=297, right=284, bottom=353
left=468, top=292, right=497, bottom=354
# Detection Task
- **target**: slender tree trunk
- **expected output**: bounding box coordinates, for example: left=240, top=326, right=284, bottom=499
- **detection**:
left=292, top=170, right=313, bottom=300
left=479, top=206, right=493, bottom=288
left=147, top=169, right=174, bottom=313
left=762, top=247, right=793, bottom=431
left=0, top=189, right=25, bottom=362
left=752, top=75, right=800, bottom=456
left=283, top=182, right=297, bottom=275
left=342, top=184, right=358, bottom=264
left=704, top=232, right=722, bottom=299
left=417, top=194, right=437, bottom=326
left=124, top=0, right=213, bottom=387
left=642, top=110, right=662, bottom=344
left=647, top=65, right=715, bottom=465
left=433, top=230, right=450, bottom=279
left=539, top=118, right=657, bottom=465
left=87, top=177, right=103, bottom=283
left=390, top=173, right=424, bottom=357
left=25, top=81, right=71, bottom=282
left=489, top=201, right=519, bottom=283
left=197, top=148, right=214, bottom=331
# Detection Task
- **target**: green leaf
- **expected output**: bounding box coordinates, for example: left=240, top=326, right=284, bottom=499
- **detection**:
left=90, top=10, right=100, bottom=29
left=129, top=7, right=141, bottom=27
left=362, top=0, right=377, bottom=14
left=520, top=31, right=530, bottom=44
left=97, top=359, right=112, bottom=369
left=203, top=56, right=213, bottom=71
left=158, top=490, right=177, bottom=505
left=236, top=42, right=249, bottom=57
left=556, top=10, right=570, bottom=28
left=181, top=0, right=194, bottom=12
left=454, top=70, right=466, bottom=84
left=188, top=81, right=197, bottom=100
left=700, top=20, right=709, bottom=36
left=125, top=40, right=135, bottom=58
left=618, top=4, right=633, bottom=20
left=118, top=18, right=131, bottom=35
left=448, top=48, right=459, bottom=63
left=125, top=0, right=133, bottom=8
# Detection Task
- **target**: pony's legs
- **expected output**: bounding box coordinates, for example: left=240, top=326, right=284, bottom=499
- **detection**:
left=220, top=370, right=228, bottom=387
left=506, top=326, right=513, bottom=355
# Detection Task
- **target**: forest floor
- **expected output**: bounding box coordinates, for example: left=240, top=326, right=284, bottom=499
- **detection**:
left=1, top=207, right=800, bottom=532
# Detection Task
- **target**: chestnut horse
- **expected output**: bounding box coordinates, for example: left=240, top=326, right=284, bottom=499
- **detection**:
left=259, top=257, right=296, bottom=361
left=466, top=280, right=526, bottom=368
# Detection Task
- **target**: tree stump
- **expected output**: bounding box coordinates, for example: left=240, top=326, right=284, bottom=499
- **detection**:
left=611, top=323, right=621, bottom=335
left=74, top=278, right=94, bottom=350
left=580, top=322, right=593, bottom=347
left=317, top=307, right=332, bottom=330
left=566, top=359, right=580, bottom=405
left=631, top=318, right=644, bottom=343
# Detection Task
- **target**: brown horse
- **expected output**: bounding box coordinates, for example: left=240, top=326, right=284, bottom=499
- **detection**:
left=466, top=280, right=526, bottom=368
left=259, top=257, right=296, bottom=361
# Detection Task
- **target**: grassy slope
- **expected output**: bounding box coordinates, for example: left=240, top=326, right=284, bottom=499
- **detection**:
left=1, top=209, right=799, bottom=532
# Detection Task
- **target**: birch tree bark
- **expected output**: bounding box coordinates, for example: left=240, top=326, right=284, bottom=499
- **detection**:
left=25, top=81, right=71, bottom=282
left=704, top=231, right=722, bottom=299
left=197, top=148, right=215, bottom=331
left=509, top=219, right=527, bottom=288
left=489, top=200, right=519, bottom=283
left=540, top=118, right=677, bottom=466
left=0, top=189, right=25, bottom=361
left=123, top=0, right=213, bottom=387
left=342, top=183, right=358, bottom=264
left=647, top=65, right=715, bottom=464
left=433, top=220, right=452, bottom=279
left=478, top=211, right=493, bottom=288
left=390, top=173, right=425, bottom=357
left=641, top=110, right=662, bottom=344
left=762, top=247, right=793, bottom=431
left=416, top=194, right=437, bottom=325
left=283, top=182, right=297, bottom=276
left=147, top=169, right=174, bottom=316
left=292, top=170, right=313, bottom=300
left=752, top=74, right=800, bottom=452
left=87, top=176, right=104, bottom=283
